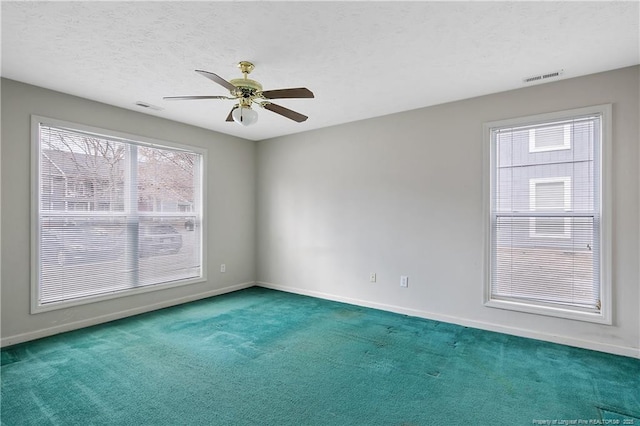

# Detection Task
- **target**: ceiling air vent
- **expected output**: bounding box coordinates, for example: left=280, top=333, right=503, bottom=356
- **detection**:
left=135, top=101, right=163, bottom=111
left=523, top=70, right=564, bottom=84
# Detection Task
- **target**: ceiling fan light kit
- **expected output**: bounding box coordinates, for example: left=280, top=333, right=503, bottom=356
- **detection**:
left=164, top=61, right=314, bottom=127
left=232, top=105, right=258, bottom=126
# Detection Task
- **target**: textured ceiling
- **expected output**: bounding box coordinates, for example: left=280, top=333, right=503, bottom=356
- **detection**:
left=2, top=2, right=639, bottom=141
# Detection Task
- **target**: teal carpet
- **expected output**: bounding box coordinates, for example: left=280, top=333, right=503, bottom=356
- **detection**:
left=2, top=287, right=639, bottom=425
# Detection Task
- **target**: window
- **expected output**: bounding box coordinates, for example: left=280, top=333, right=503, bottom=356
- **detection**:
left=32, top=116, right=206, bottom=312
left=529, top=177, right=571, bottom=238
left=528, top=123, right=571, bottom=152
left=484, top=105, right=611, bottom=323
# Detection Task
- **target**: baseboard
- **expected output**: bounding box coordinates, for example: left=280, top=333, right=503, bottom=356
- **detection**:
left=256, top=281, right=640, bottom=359
left=1, top=281, right=256, bottom=348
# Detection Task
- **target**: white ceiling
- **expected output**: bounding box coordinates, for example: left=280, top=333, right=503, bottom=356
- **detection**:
left=2, top=1, right=639, bottom=141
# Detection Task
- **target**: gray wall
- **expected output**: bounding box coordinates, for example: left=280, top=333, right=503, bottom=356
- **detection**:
left=256, top=66, right=639, bottom=357
left=1, top=78, right=257, bottom=345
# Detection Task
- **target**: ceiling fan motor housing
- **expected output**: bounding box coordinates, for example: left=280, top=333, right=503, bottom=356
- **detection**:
left=229, top=78, right=262, bottom=99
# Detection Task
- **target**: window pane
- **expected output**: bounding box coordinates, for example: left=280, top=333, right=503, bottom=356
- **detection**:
left=493, top=216, right=596, bottom=308
left=40, top=216, right=129, bottom=303
left=40, top=127, right=125, bottom=212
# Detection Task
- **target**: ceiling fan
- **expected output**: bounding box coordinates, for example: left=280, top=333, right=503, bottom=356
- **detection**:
left=164, top=61, right=314, bottom=126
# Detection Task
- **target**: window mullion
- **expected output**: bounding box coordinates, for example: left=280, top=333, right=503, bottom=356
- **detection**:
left=124, top=144, right=139, bottom=286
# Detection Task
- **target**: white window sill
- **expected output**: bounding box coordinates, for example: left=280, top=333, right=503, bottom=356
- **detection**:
left=484, top=298, right=611, bottom=325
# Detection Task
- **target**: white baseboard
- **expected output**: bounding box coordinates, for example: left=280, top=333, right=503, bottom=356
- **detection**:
left=1, top=281, right=255, bottom=348
left=256, top=281, right=640, bottom=359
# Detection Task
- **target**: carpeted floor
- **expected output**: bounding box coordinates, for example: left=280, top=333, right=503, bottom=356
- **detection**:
left=1, top=287, right=639, bottom=425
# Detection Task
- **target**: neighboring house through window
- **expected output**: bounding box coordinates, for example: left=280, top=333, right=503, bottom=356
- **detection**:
left=484, top=105, right=611, bottom=324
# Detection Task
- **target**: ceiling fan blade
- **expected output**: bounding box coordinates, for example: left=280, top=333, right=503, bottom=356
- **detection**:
left=225, top=106, right=237, bottom=122
left=195, top=70, right=237, bottom=92
left=163, top=95, right=232, bottom=100
left=261, top=88, right=314, bottom=99
left=263, top=103, right=308, bottom=123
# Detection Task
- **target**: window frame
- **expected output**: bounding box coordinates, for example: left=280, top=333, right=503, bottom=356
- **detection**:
left=31, top=115, right=208, bottom=313
left=483, top=105, right=612, bottom=324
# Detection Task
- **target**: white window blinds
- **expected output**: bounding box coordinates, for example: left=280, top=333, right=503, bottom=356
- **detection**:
left=35, top=120, right=204, bottom=309
left=489, top=112, right=603, bottom=315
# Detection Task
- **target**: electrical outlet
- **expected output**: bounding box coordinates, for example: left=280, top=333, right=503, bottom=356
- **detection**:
left=220, top=264, right=226, bottom=273
left=400, top=275, right=408, bottom=287
left=369, top=272, right=376, bottom=283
